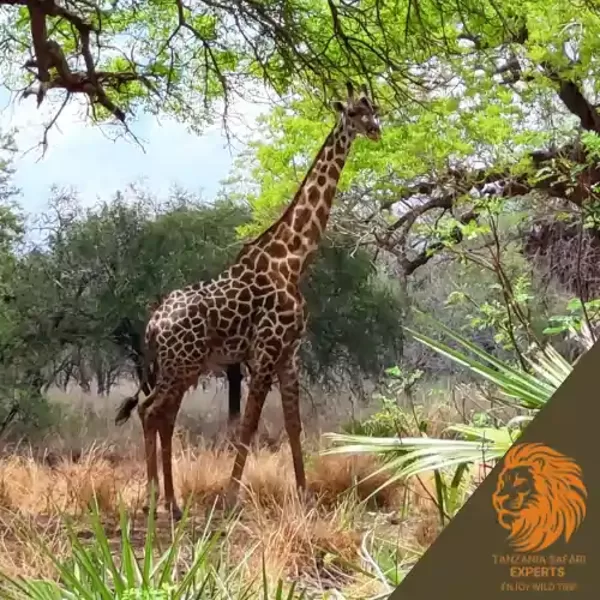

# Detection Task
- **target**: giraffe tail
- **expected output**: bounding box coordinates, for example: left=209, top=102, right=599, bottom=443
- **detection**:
left=116, top=323, right=158, bottom=426
left=115, top=391, right=140, bottom=426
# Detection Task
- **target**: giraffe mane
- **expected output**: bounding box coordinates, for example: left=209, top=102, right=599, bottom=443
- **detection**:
left=235, top=124, right=338, bottom=258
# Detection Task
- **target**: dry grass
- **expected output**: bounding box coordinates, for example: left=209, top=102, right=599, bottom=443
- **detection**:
left=0, top=438, right=443, bottom=594
left=0, top=379, right=487, bottom=595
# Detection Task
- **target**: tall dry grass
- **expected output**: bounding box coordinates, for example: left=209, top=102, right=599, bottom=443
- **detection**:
left=0, top=439, right=442, bottom=590
left=0, top=377, right=480, bottom=594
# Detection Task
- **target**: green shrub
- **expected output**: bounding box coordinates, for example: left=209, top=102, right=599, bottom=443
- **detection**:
left=343, top=398, right=427, bottom=438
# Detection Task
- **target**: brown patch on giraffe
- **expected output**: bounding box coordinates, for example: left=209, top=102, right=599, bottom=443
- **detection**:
left=238, top=288, right=251, bottom=302
left=268, top=270, right=286, bottom=287
left=316, top=205, right=328, bottom=223
left=230, top=264, right=244, bottom=278
left=307, top=186, right=319, bottom=204
left=307, top=220, right=321, bottom=241
left=280, top=229, right=293, bottom=244
left=221, top=307, right=236, bottom=320
left=264, top=293, right=276, bottom=311
left=238, top=303, right=251, bottom=316
left=289, top=234, right=302, bottom=253
left=256, top=252, right=269, bottom=272
left=317, top=175, right=327, bottom=187
left=250, top=285, right=266, bottom=298
left=279, top=263, right=290, bottom=279
left=335, top=141, right=344, bottom=154
left=256, top=273, right=271, bottom=288
left=328, top=164, right=339, bottom=179
left=324, top=186, right=335, bottom=203
left=267, top=241, right=287, bottom=258
left=238, top=317, right=250, bottom=335
left=279, top=312, right=296, bottom=326
left=294, top=207, right=311, bottom=230
left=240, top=270, right=254, bottom=284
left=266, top=340, right=283, bottom=358
left=288, top=257, right=301, bottom=274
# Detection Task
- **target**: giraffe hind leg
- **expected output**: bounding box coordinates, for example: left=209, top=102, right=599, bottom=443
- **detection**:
left=137, top=383, right=172, bottom=515
left=157, top=384, right=186, bottom=521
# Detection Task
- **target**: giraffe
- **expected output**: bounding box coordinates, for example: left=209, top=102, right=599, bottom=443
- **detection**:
left=115, top=81, right=382, bottom=518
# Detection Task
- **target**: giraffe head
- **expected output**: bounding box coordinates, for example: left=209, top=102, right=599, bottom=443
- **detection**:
left=332, top=81, right=381, bottom=142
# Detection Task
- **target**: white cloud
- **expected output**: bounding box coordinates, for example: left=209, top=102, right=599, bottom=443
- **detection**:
left=0, top=87, right=266, bottom=214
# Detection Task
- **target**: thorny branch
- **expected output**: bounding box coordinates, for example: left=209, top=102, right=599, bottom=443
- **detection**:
left=17, top=0, right=140, bottom=122
left=362, top=21, right=600, bottom=276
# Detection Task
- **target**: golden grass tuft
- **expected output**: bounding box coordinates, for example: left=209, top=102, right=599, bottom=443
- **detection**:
left=177, top=443, right=232, bottom=507
left=237, top=491, right=363, bottom=586
left=307, top=454, right=402, bottom=509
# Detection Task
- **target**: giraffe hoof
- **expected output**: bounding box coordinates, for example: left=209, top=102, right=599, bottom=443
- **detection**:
left=168, top=505, right=183, bottom=522
left=297, top=487, right=317, bottom=510
left=142, top=504, right=158, bottom=518
left=215, top=489, right=241, bottom=515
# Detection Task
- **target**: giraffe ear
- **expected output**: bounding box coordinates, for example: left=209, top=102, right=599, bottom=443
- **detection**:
left=331, top=100, right=346, bottom=113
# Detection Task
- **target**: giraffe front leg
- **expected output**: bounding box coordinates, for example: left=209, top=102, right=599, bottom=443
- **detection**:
left=226, top=372, right=272, bottom=508
left=277, top=353, right=307, bottom=495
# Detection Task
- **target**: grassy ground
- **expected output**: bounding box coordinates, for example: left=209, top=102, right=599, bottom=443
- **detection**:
left=0, top=379, right=484, bottom=598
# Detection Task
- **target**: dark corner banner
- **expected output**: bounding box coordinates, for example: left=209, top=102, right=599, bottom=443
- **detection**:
left=389, top=342, right=599, bottom=598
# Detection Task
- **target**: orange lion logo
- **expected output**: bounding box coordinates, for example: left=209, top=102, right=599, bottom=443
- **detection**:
left=492, top=442, right=587, bottom=553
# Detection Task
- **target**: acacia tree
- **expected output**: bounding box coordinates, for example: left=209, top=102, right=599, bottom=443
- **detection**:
left=227, top=1, right=600, bottom=264
left=221, top=1, right=600, bottom=361
left=0, top=0, right=418, bottom=150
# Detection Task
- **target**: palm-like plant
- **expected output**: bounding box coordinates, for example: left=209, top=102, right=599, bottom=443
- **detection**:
left=0, top=491, right=306, bottom=600
left=322, top=314, right=575, bottom=505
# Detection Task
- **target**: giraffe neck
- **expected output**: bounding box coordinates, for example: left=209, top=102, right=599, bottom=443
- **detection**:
left=236, top=117, right=356, bottom=282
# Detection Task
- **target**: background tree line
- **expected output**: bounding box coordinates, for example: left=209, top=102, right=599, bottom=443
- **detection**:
left=0, top=142, right=406, bottom=435
left=1, top=0, right=600, bottom=439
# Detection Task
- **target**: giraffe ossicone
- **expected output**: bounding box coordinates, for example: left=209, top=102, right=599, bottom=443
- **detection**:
left=115, top=81, right=383, bottom=518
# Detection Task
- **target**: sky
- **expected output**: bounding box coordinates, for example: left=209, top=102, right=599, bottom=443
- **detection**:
left=0, top=87, right=265, bottom=215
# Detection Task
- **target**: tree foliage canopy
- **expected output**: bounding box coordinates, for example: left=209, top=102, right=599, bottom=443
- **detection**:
left=3, top=0, right=598, bottom=145
left=5, top=0, right=600, bottom=435
left=0, top=170, right=405, bottom=423
left=223, top=0, right=600, bottom=281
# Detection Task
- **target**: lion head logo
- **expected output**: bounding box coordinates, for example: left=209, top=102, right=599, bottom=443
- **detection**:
left=492, top=442, right=587, bottom=553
